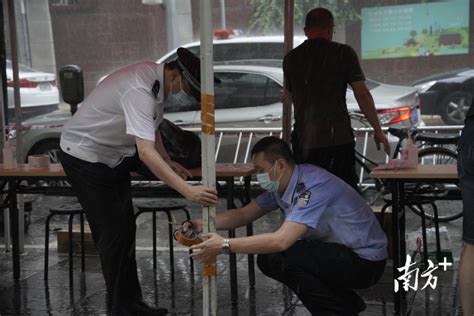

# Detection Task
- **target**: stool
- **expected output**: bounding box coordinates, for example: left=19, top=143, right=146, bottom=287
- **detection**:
left=44, top=203, right=86, bottom=284
left=134, top=199, right=191, bottom=282
left=380, top=197, right=441, bottom=267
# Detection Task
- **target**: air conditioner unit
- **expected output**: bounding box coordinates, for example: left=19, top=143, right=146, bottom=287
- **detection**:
left=142, top=0, right=162, bottom=4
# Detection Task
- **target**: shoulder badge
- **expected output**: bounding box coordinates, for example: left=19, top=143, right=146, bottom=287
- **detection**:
left=296, top=190, right=311, bottom=207
left=151, top=80, right=160, bottom=99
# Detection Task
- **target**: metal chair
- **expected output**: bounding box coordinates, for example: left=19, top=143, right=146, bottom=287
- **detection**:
left=44, top=203, right=85, bottom=284
left=380, top=197, right=441, bottom=267
left=134, top=199, right=192, bottom=282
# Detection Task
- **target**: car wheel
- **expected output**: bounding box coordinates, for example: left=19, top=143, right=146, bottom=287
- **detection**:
left=30, top=139, right=61, bottom=163
left=440, top=91, right=473, bottom=125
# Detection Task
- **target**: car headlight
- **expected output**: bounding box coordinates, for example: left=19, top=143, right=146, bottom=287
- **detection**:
left=415, top=80, right=437, bottom=93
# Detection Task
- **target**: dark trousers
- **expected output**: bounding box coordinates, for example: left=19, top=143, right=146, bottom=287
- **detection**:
left=292, top=134, right=359, bottom=192
left=257, top=240, right=386, bottom=315
left=59, top=150, right=141, bottom=313
left=458, top=143, right=474, bottom=244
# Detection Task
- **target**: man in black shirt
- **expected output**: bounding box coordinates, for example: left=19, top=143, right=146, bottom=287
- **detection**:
left=457, top=99, right=474, bottom=316
left=283, top=7, right=390, bottom=191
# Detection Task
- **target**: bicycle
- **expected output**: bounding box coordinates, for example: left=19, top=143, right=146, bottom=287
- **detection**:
left=352, top=118, right=460, bottom=222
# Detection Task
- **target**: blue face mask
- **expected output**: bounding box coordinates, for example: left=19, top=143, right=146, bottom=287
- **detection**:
left=164, top=76, right=197, bottom=108
left=256, top=162, right=282, bottom=192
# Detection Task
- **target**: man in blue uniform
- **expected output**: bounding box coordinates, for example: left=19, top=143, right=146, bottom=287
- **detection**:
left=182, top=136, right=387, bottom=315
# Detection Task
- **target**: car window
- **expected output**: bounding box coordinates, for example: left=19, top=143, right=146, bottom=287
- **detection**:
left=215, top=72, right=281, bottom=110
left=214, top=43, right=284, bottom=61
left=163, top=99, right=199, bottom=113
left=6, top=60, right=41, bottom=73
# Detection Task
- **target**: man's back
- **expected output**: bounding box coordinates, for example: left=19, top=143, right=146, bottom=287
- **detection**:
left=284, top=39, right=365, bottom=148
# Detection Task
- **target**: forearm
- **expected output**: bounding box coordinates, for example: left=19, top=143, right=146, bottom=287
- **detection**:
left=357, top=95, right=382, bottom=133
left=139, top=146, right=190, bottom=197
left=154, top=129, right=171, bottom=161
left=194, top=208, right=256, bottom=231
left=229, top=233, right=285, bottom=254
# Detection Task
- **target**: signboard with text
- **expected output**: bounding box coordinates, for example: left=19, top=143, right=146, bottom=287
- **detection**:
left=361, top=0, right=469, bottom=60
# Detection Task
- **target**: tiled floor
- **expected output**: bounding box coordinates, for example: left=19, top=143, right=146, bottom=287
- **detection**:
left=0, top=195, right=465, bottom=315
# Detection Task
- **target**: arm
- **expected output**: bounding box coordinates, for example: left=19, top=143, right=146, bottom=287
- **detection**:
left=190, top=221, right=308, bottom=260
left=351, top=80, right=390, bottom=155
left=186, top=200, right=268, bottom=233
left=154, top=128, right=191, bottom=179
left=154, top=128, right=170, bottom=161
left=136, top=137, right=217, bottom=205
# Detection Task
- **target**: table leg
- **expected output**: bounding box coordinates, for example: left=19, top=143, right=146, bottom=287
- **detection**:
left=226, top=178, right=238, bottom=306
left=244, top=176, right=255, bottom=289
left=391, top=181, right=401, bottom=314
left=9, top=179, right=20, bottom=280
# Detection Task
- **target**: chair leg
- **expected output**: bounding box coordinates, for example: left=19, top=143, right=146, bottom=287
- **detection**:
left=152, top=211, right=157, bottom=270
left=380, top=202, right=391, bottom=227
left=68, top=214, right=75, bottom=285
left=44, top=213, right=55, bottom=280
left=165, top=211, right=175, bottom=283
left=182, top=208, right=194, bottom=271
left=80, top=212, right=85, bottom=272
left=431, top=203, right=442, bottom=262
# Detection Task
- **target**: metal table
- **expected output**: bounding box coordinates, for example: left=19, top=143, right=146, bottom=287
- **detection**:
left=1, top=162, right=256, bottom=305
left=370, top=165, right=459, bottom=315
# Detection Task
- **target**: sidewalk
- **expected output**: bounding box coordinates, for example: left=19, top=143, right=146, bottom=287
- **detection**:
left=0, top=195, right=464, bottom=315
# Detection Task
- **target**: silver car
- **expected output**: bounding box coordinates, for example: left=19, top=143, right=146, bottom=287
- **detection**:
left=11, top=64, right=420, bottom=163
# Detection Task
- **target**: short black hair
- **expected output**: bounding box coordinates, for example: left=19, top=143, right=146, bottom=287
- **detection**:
left=305, top=7, right=334, bottom=30
left=251, top=136, right=295, bottom=166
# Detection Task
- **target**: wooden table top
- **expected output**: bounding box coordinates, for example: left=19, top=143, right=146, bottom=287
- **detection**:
left=369, top=164, right=458, bottom=180
left=0, top=163, right=256, bottom=178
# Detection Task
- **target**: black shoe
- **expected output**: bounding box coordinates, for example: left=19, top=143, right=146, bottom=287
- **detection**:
left=127, top=299, right=168, bottom=315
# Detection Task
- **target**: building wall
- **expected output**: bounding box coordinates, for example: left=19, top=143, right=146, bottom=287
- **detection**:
left=345, top=0, right=474, bottom=85
left=190, top=0, right=253, bottom=40
left=49, top=0, right=168, bottom=95
left=26, top=0, right=56, bottom=73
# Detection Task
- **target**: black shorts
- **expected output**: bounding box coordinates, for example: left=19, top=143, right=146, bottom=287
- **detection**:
left=458, top=143, right=474, bottom=244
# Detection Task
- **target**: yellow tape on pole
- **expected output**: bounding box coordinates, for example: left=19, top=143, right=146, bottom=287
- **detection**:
left=201, top=94, right=215, bottom=135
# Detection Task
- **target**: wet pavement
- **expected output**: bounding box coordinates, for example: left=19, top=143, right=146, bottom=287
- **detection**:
left=0, top=195, right=465, bottom=315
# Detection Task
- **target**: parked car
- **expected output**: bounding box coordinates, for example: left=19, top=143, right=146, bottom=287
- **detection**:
left=11, top=64, right=420, bottom=164
left=157, top=35, right=306, bottom=64
left=414, top=68, right=474, bottom=125
left=6, top=60, right=59, bottom=119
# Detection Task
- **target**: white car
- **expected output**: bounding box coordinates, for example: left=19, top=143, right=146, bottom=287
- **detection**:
left=6, top=60, right=59, bottom=119
left=12, top=64, right=419, bottom=164
left=157, top=35, right=306, bottom=64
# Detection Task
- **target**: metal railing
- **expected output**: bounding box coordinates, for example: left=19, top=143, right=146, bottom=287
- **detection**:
left=187, top=125, right=463, bottom=162
left=185, top=125, right=463, bottom=186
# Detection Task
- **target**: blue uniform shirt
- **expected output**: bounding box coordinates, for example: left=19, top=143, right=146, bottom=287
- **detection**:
left=255, top=164, right=387, bottom=261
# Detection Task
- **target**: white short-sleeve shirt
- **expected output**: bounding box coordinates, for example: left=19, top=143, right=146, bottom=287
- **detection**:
left=60, top=62, right=164, bottom=167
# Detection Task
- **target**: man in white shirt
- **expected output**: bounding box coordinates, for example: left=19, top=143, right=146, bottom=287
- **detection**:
left=59, top=48, right=218, bottom=315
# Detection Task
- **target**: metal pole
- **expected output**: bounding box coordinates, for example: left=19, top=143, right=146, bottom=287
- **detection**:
left=219, top=0, right=226, bottom=29
left=200, top=0, right=217, bottom=315
left=7, top=0, right=24, bottom=254
left=165, top=0, right=178, bottom=51
left=0, top=1, right=10, bottom=254
left=7, top=0, right=22, bottom=163
left=282, top=0, right=294, bottom=144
